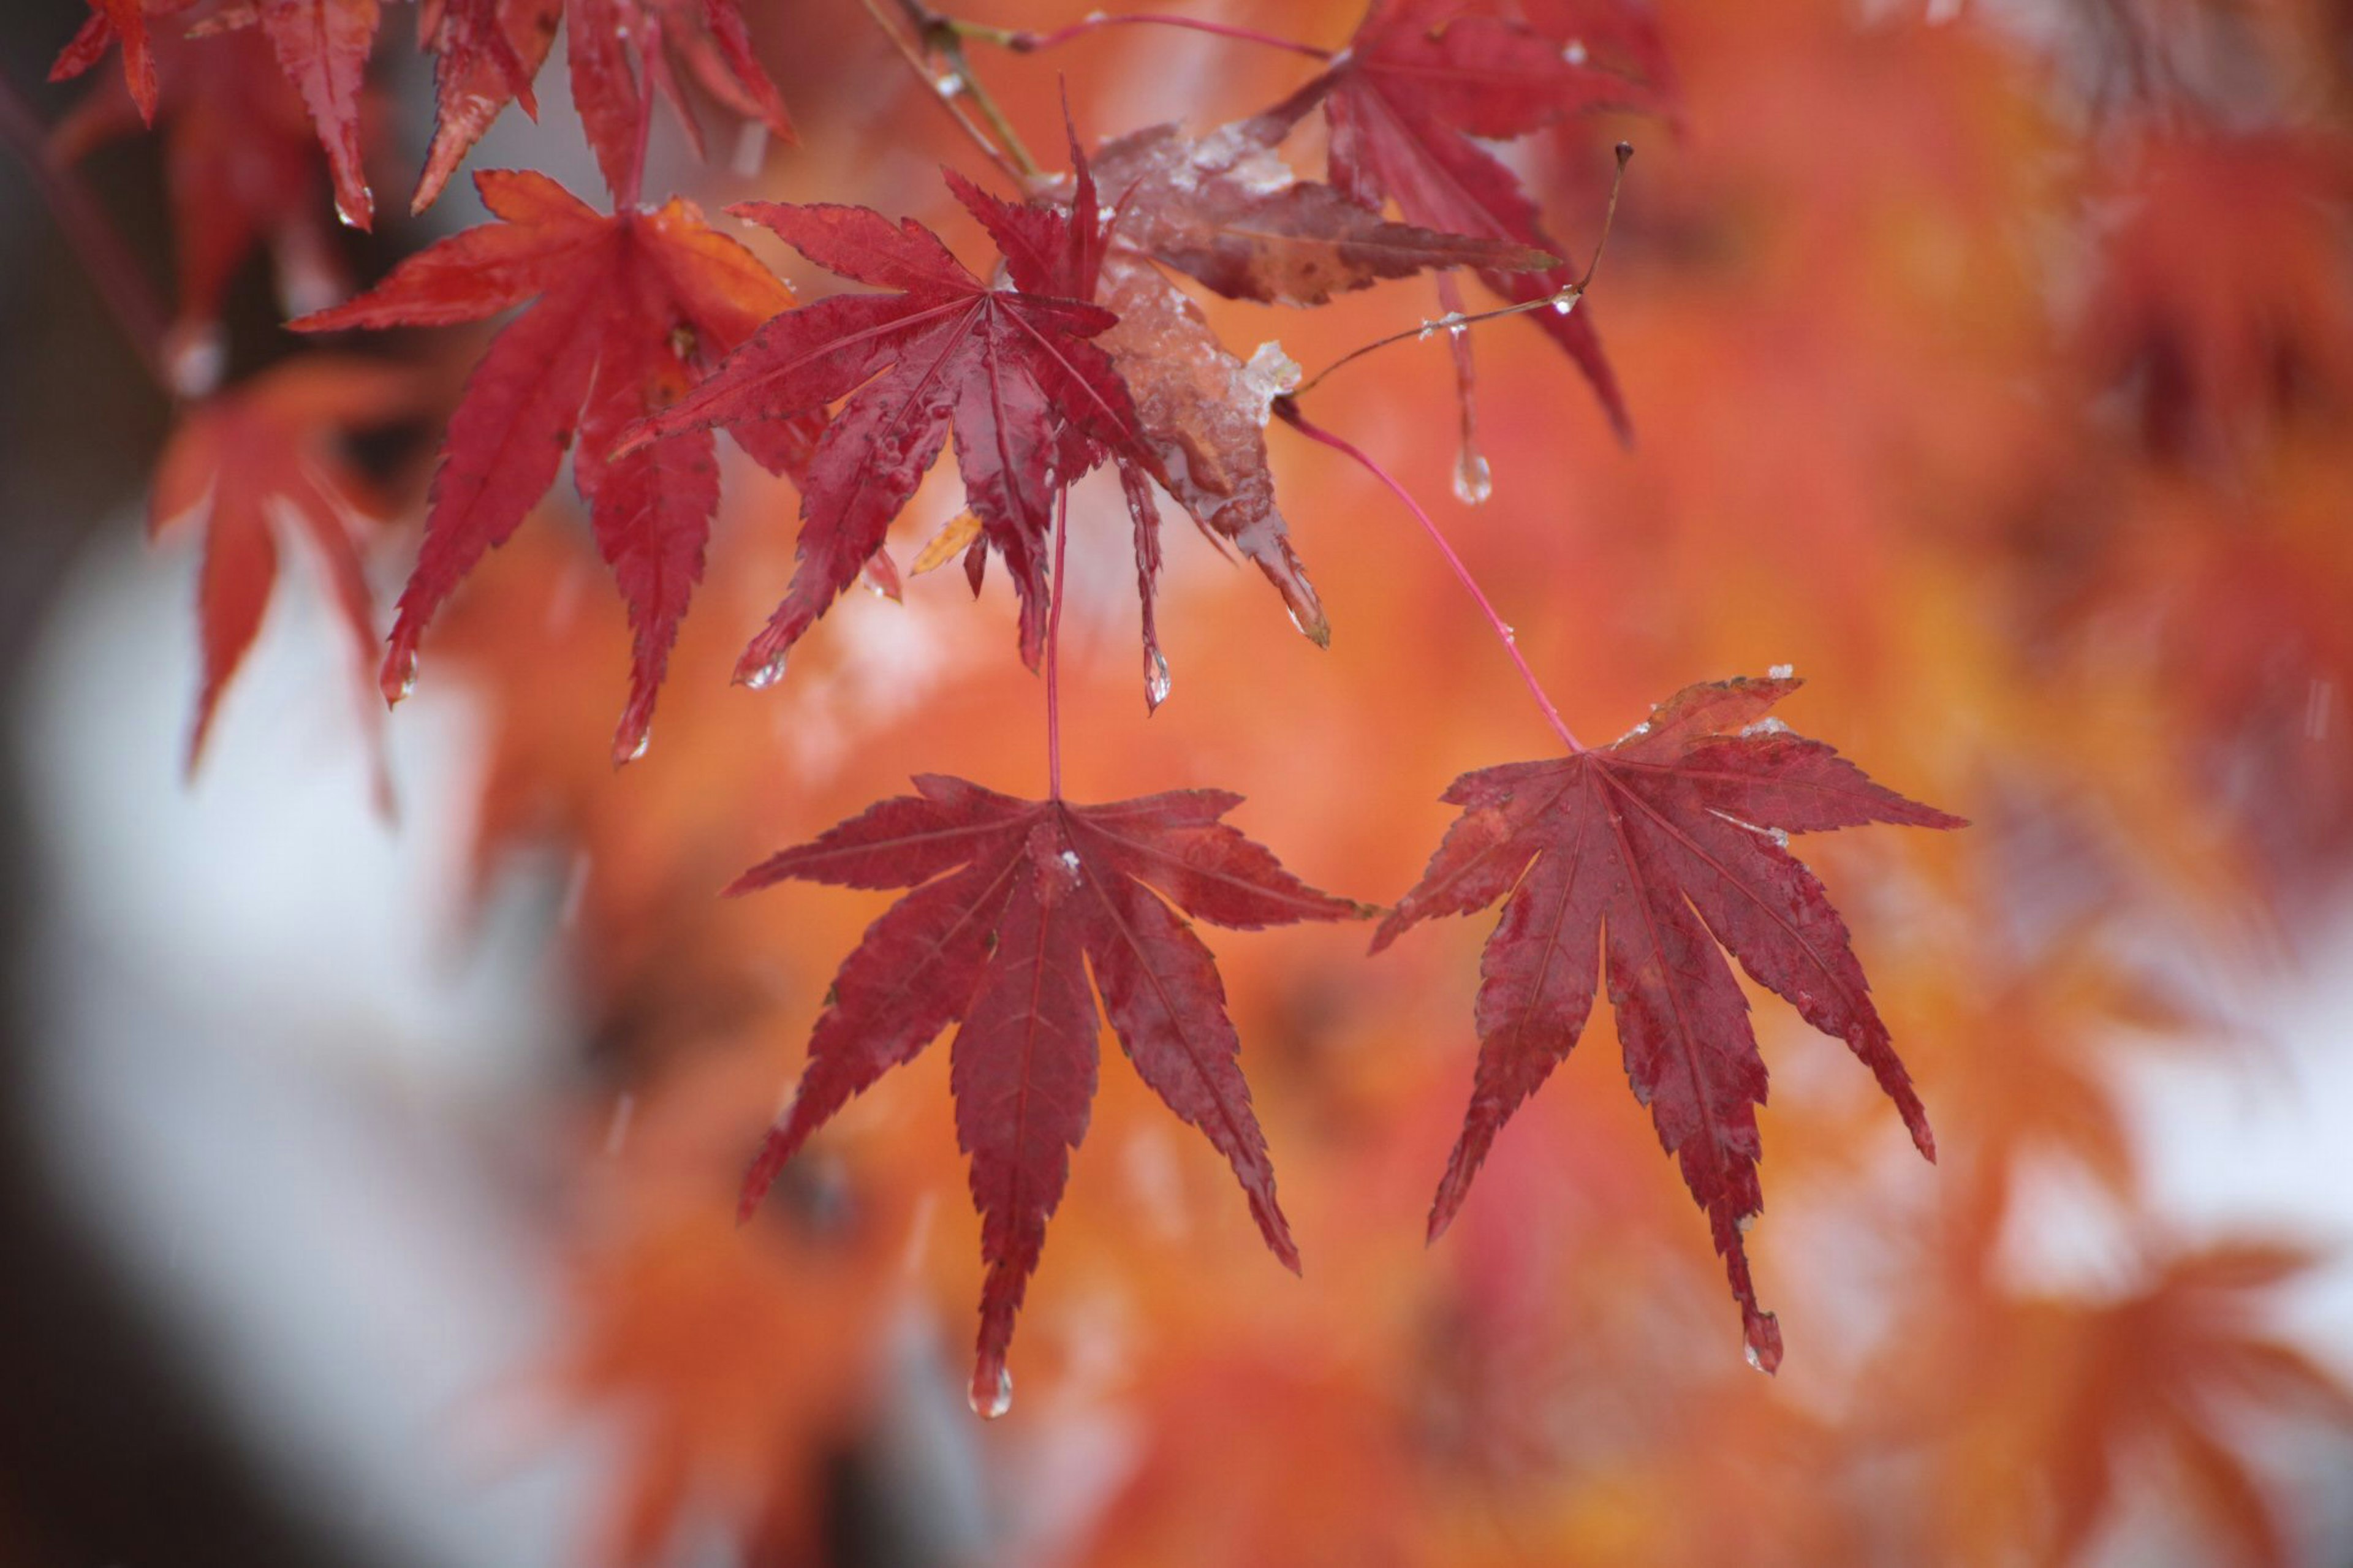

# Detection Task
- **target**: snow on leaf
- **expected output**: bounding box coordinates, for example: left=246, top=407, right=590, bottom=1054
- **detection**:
left=290, top=169, right=811, bottom=763
left=1374, top=675, right=1963, bottom=1371
left=733, top=776, right=1365, bottom=1411
left=148, top=356, right=417, bottom=801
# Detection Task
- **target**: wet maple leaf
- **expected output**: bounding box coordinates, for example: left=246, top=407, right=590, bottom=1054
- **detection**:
left=291, top=169, right=817, bottom=763
left=413, top=0, right=790, bottom=213
left=181, top=0, right=382, bottom=229
left=54, top=23, right=343, bottom=389
left=623, top=169, right=1161, bottom=683
left=148, top=355, right=417, bottom=799
left=47, top=0, right=177, bottom=125
left=732, top=775, right=1365, bottom=1409
left=1373, top=675, right=1963, bottom=1369
left=1081, top=116, right=1559, bottom=307
left=1262, top=0, right=1676, bottom=438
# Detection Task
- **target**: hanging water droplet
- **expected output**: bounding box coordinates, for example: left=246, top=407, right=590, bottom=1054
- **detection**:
left=1550, top=287, right=1580, bottom=316
left=1145, top=649, right=1172, bottom=708
left=743, top=652, right=789, bottom=691
left=388, top=653, right=419, bottom=703
left=1744, top=1339, right=1767, bottom=1372
left=932, top=71, right=966, bottom=99
left=332, top=189, right=372, bottom=230
left=624, top=727, right=651, bottom=763
left=969, top=1364, right=1013, bottom=1419
left=1453, top=447, right=1493, bottom=506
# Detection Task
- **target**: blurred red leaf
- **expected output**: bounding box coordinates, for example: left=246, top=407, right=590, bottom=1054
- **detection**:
left=148, top=355, right=417, bottom=796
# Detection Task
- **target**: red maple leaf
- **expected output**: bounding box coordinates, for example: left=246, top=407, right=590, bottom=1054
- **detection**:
left=623, top=166, right=1161, bottom=684
left=290, top=169, right=817, bottom=763
left=184, top=0, right=385, bottom=229
left=1082, top=116, right=1559, bottom=307
left=414, top=0, right=790, bottom=213
left=732, top=775, right=1365, bottom=1409
left=1263, top=0, right=1675, bottom=438
left=148, top=356, right=417, bottom=800
left=1373, top=675, right=1963, bottom=1369
left=54, top=21, right=344, bottom=387
left=47, top=0, right=176, bottom=125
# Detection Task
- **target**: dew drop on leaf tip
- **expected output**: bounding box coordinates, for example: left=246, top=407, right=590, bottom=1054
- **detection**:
left=1453, top=449, right=1493, bottom=506
left=1145, top=650, right=1172, bottom=707
left=744, top=652, right=789, bottom=691
left=969, top=1364, right=1013, bottom=1419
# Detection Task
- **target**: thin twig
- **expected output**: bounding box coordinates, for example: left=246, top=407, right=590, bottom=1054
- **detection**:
left=1274, top=401, right=1583, bottom=752
left=985, top=11, right=1332, bottom=61
left=0, top=71, right=174, bottom=393
left=892, top=0, right=1039, bottom=178
left=1045, top=485, right=1070, bottom=798
left=854, top=0, right=1022, bottom=182
left=1290, top=142, right=1633, bottom=400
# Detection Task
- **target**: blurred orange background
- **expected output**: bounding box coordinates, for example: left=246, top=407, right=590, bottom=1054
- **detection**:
left=4, top=1, right=2353, bottom=1564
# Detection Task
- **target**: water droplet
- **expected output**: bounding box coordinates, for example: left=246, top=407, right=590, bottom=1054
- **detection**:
left=1550, top=288, right=1580, bottom=316
left=932, top=71, right=966, bottom=99
left=332, top=190, right=372, bottom=230
left=1744, top=1340, right=1767, bottom=1372
left=623, top=727, right=651, bottom=763
left=1145, top=649, right=1172, bottom=708
left=969, top=1363, right=1012, bottom=1419
left=165, top=325, right=227, bottom=400
left=390, top=654, right=419, bottom=702
left=1453, top=447, right=1493, bottom=506
left=1499, top=623, right=1516, bottom=642
left=743, top=652, right=789, bottom=690
left=1563, top=39, right=1588, bottom=65
left=1768, top=827, right=1790, bottom=849
left=1767, top=663, right=1794, bottom=680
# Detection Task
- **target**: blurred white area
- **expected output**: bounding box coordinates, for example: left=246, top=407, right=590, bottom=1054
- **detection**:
left=17, top=515, right=600, bottom=1568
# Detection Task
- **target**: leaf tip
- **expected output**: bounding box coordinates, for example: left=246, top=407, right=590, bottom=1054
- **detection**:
left=1743, top=1308, right=1783, bottom=1375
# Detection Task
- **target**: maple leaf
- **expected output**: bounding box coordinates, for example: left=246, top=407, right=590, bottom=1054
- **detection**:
left=1080, top=116, right=1559, bottom=307
left=291, top=169, right=817, bottom=763
left=1262, top=0, right=1676, bottom=437
left=1093, top=249, right=1328, bottom=656
left=148, top=355, right=417, bottom=800
left=621, top=170, right=1161, bottom=683
left=184, top=0, right=383, bottom=229
left=1373, top=675, right=1963, bottom=1369
left=732, top=775, right=1365, bottom=1408
left=47, top=0, right=175, bottom=125
left=413, top=0, right=790, bottom=213
left=54, top=21, right=344, bottom=388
